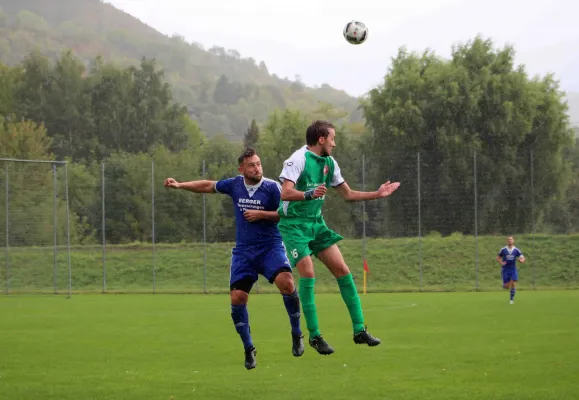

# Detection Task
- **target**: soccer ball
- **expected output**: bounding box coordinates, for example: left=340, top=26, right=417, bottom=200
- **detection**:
left=343, top=21, right=368, bottom=45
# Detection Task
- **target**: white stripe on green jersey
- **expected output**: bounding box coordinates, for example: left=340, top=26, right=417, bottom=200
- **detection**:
left=278, top=145, right=345, bottom=219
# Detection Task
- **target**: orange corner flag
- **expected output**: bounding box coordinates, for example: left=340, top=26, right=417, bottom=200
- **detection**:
left=363, top=259, right=370, bottom=273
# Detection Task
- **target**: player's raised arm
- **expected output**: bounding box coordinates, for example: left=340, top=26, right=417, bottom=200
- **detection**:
left=329, top=158, right=399, bottom=202
left=334, top=180, right=400, bottom=202
left=163, top=178, right=217, bottom=193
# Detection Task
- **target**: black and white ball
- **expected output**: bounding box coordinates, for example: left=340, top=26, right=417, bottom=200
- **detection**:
left=343, top=21, right=368, bottom=45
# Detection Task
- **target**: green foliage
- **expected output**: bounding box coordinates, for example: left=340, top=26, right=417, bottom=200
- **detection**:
left=6, top=52, right=191, bottom=162
left=0, top=62, right=16, bottom=115
left=0, top=31, right=577, bottom=247
left=0, top=117, right=52, bottom=159
left=0, top=0, right=362, bottom=139
left=363, top=37, right=574, bottom=237
left=0, top=119, right=88, bottom=246
left=15, top=10, right=49, bottom=33
left=243, top=119, right=260, bottom=149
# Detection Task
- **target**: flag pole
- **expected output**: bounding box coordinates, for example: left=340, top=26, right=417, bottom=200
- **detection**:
left=363, top=259, right=369, bottom=295
left=362, top=154, right=367, bottom=295
left=363, top=269, right=367, bottom=294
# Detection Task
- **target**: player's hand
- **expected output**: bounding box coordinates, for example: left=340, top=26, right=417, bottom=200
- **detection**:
left=313, top=184, right=327, bottom=199
left=501, top=261, right=507, bottom=266
left=377, top=181, right=400, bottom=198
left=519, top=256, right=525, bottom=263
left=244, top=210, right=263, bottom=222
left=164, top=178, right=181, bottom=189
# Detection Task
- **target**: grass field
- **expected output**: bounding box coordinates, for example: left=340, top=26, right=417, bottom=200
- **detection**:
left=2, top=234, right=579, bottom=294
left=1, top=291, right=578, bottom=399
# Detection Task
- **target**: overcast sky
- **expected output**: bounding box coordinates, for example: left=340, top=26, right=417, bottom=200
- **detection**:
left=107, top=0, right=578, bottom=97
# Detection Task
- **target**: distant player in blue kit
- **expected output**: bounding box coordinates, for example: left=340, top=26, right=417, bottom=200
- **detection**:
left=163, top=148, right=303, bottom=370
left=496, top=236, right=526, bottom=304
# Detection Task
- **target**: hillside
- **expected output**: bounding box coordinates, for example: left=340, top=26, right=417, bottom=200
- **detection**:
left=0, top=0, right=362, bottom=139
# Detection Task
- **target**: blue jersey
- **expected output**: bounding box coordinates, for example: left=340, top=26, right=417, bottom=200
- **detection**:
left=215, top=176, right=283, bottom=248
left=498, top=246, right=523, bottom=268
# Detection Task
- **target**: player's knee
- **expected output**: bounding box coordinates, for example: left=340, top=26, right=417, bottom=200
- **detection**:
left=324, top=259, right=350, bottom=278
left=275, top=272, right=295, bottom=295
left=296, top=257, right=315, bottom=278
left=331, top=263, right=350, bottom=278
left=230, top=289, right=249, bottom=305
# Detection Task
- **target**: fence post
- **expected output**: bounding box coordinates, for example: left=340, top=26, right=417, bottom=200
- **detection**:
left=361, top=154, right=367, bottom=294
left=530, top=150, right=536, bottom=290
left=417, top=153, right=422, bottom=292
left=101, top=163, right=106, bottom=294
left=64, top=162, right=72, bottom=299
left=202, top=160, right=207, bottom=294
left=152, top=160, right=156, bottom=294
left=474, top=150, right=479, bottom=291
left=4, top=163, right=9, bottom=295
left=53, top=164, right=58, bottom=294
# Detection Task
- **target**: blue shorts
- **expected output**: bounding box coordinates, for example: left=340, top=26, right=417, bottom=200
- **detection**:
left=502, top=267, right=518, bottom=284
left=229, top=243, right=292, bottom=292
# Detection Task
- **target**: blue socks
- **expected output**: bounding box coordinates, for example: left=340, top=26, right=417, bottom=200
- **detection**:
left=232, top=289, right=301, bottom=350
left=510, top=287, right=516, bottom=301
left=282, top=289, right=302, bottom=336
left=231, top=304, right=253, bottom=350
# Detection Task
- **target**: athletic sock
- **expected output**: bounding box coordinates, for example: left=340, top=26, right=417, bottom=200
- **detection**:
left=231, top=304, right=253, bottom=349
left=282, top=289, right=302, bottom=335
left=299, top=277, right=321, bottom=339
left=337, top=273, right=365, bottom=334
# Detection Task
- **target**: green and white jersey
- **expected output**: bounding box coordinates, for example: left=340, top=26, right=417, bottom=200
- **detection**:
left=278, top=145, right=345, bottom=219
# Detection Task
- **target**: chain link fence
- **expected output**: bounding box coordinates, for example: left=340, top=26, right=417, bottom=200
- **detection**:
left=1, top=151, right=577, bottom=295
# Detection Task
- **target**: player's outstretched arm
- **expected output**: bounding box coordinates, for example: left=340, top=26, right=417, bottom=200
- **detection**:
left=164, top=178, right=217, bottom=193
left=334, top=181, right=401, bottom=202
left=280, top=180, right=326, bottom=201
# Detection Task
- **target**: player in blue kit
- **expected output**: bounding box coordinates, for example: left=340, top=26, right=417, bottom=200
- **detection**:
left=496, top=236, right=526, bottom=304
left=163, top=148, right=304, bottom=370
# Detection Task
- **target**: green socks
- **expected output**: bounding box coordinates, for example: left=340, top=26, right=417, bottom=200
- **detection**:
left=299, top=277, right=320, bottom=339
left=337, top=273, right=365, bottom=334
left=299, top=274, right=366, bottom=339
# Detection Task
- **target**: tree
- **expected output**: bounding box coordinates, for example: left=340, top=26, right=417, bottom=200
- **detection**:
left=0, top=117, right=52, bottom=160
left=213, top=74, right=239, bottom=105
left=0, top=118, right=84, bottom=246
left=362, top=36, right=574, bottom=237
left=243, top=119, right=260, bottom=149
left=0, top=62, right=17, bottom=117
left=44, top=50, right=94, bottom=161
left=258, top=109, right=309, bottom=179
left=11, top=53, right=191, bottom=161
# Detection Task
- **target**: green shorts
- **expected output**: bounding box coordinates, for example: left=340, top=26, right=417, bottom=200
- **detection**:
left=277, top=216, right=343, bottom=268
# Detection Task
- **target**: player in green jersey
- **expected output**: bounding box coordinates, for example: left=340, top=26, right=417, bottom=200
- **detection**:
left=277, top=120, right=400, bottom=355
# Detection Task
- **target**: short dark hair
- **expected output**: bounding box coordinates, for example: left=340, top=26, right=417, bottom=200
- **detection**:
left=306, top=120, right=335, bottom=146
left=238, top=147, right=257, bottom=165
